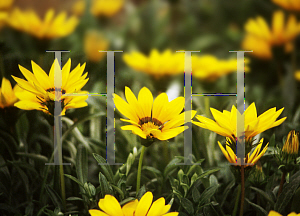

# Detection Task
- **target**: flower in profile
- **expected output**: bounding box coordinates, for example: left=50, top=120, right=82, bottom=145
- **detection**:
left=7, top=8, right=78, bottom=39
left=123, top=49, right=185, bottom=79
left=84, top=30, right=110, bottom=62
left=192, top=55, right=250, bottom=81
left=282, top=130, right=299, bottom=155
left=12, top=59, right=89, bottom=117
left=72, top=0, right=123, bottom=17
left=0, top=77, right=21, bottom=108
left=89, top=191, right=178, bottom=216
left=268, top=210, right=300, bottom=216
left=242, top=10, right=300, bottom=59
left=114, top=87, right=196, bottom=142
left=218, top=137, right=268, bottom=166
left=272, top=0, right=300, bottom=11
left=192, top=102, right=286, bottom=142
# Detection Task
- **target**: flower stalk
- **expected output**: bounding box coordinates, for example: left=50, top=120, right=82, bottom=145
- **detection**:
left=137, top=146, right=146, bottom=194
left=239, top=165, right=245, bottom=216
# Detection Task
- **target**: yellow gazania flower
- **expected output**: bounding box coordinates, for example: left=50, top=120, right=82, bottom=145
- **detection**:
left=114, top=87, right=196, bottom=141
left=84, top=30, right=110, bottom=62
left=192, top=55, right=250, bottom=82
left=268, top=210, right=300, bottom=216
left=242, top=10, right=300, bottom=59
left=72, top=0, right=123, bottom=17
left=192, top=102, right=286, bottom=141
left=282, top=130, right=299, bottom=155
left=0, top=77, right=22, bottom=108
left=12, top=59, right=89, bottom=116
left=89, top=191, right=179, bottom=216
left=7, top=8, right=78, bottom=39
left=218, top=138, right=268, bottom=166
left=123, top=49, right=185, bottom=79
left=272, top=0, right=300, bottom=11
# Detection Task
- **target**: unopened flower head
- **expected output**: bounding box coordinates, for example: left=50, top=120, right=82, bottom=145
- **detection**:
left=282, top=130, right=299, bottom=155
left=8, top=8, right=78, bottom=39
left=114, top=87, right=196, bottom=144
left=123, top=49, right=185, bottom=79
left=12, top=59, right=89, bottom=117
left=89, top=191, right=178, bottom=216
left=242, top=10, right=300, bottom=59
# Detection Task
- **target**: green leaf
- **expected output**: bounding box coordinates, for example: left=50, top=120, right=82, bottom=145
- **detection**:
left=99, top=173, right=113, bottom=197
left=111, top=184, right=124, bottom=199
left=93, top=154, right=114, bottom=183
left=16, top=152, right=48, bottom=163
left=164, top=157, right=184, bottom=177
left=45, top=185, right=63, bottom=210
left=126, top=153, right=135, bottom=176
left=64, top=174, right=85, bottom=188
left=291, top=187, right=300, bottom=212
left=181, top=198, right=194, bottom=215
left=76, top=145, right=88, bottom=184
left=136, top=185, right=146, bottom=200
left=192, top=188, right=201, bottom=203
left=119, top=197, right=136, bottom=206
left=250, top=186, right=275, bottom=207
left=191, top=168, right=221, bottom=187
left=198, top=185, right=218, bottom=207
left=66, top=197, right=84, bottom=201
left=275, top=171, right=300, bottom=212
left=245, top=198, right=267, bottom=215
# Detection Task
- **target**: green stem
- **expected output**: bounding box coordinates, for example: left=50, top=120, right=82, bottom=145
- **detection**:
left=233, top=184, right=241, bottom=216
left=163, top=141, right=169, bottom=165
left=137, top=146, right=146, bottom=194
left=239, top=165, right=245, bottom=216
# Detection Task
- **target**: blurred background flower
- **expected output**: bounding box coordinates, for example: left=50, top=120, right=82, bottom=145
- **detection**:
left=0, top=77, right=21, bottom=108
left=272, top=0, right=300, bottom=11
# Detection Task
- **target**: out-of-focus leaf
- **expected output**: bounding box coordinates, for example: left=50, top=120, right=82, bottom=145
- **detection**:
left=16, top=152, right=48, bottom=163
left=250, top=186, right=275, bottom=207
left=198, top=185, right=218, bottom=207
left=76, top=145, right=88, bottom=184
left=93, top=153, right=114, bottom=183
left=245, top=198, right=267, bottom=215
left=45, top=185, right=63, bottom=210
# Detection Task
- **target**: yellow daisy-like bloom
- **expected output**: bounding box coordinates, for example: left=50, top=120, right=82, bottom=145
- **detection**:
left=84, top=30, right=110, bottom=62
left=89, top=191, right=178, bottom=216
left=192, top=102, right=286, bottom=141
left=123, top=49, right=185, bottom=79
left=218, top=137, right=268, bottom=166
left=114, top=87, right=196, bottom=141
left=268, top=210, right=300, bottom=216
left=12, top=59, right=89, bottom=116
left=72, top=0, right=123, bottom=17
left=242, top=10, right=300, bottom=59
left=282, top=130, right=299, bottom=155
left=0, top=77, right=22, bottom=108
left=7, top=8, right=78, bottom=39
left=272, top=0, right=300, bottom=11
left=192, top=55, right=250, bottom=82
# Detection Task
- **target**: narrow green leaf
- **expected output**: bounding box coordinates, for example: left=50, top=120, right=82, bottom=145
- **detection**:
left=198, top=185, right=218, bottom=207
left=66, top=197, right=84, bottom=201
left=245, top=198, right=267, bottom=215
left=250, top=186, right=275, bottom=207
left=76, top=145, right=88, bottom=184
left=181, top=198, right=194, bottom=215
left=164, top=157, right=184, bottom=177
left=99, top=173, right=113, bottom=197
left=192, top=188, right=201, bottom=203
left=93, top=153, right=114, bottom=183
left=45, top=185, right=63, bottom=210
left=16, top=152, right=48, bottom=163
left=64, top=174, right=85, bottom=188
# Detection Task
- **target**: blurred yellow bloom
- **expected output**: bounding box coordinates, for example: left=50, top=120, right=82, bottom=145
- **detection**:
left=123, top=49, right=184, bottom=79
left=193, top=102, right=286, bottom=141
left=12, top=59, right=89, bottom=116
left=294, top=70, right=300, bottom=81
left=0, top=77, right=21, bottom=108
left=0, top=0, right=13, bottom=10
left=192, top=55, right=250, bottom=81
left=272, top=0, right=300, bottom=11
left=73, top=0, right=123, bottom=17
left=114, top=86, right=196, bottom=141
left=89, top=191, right=178, bottom=216
left=268, top=210, right=300, bottom=216
left=84, top=30, right=109, bottom=62
left=218, top=137, right=268, bottom=166
left=7, top=8, right=78, bottom=39
left=282, top=130, right=299, bottom=155
left=242, top=10, right=300, bottom=59
left=0, top=12, right=8, bottom=29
